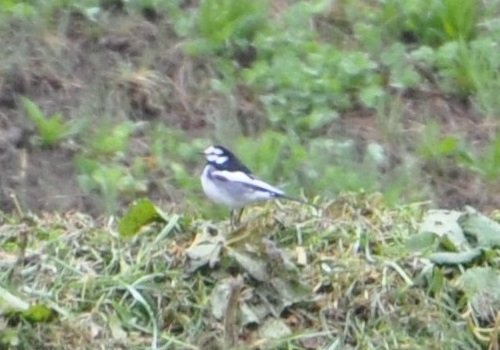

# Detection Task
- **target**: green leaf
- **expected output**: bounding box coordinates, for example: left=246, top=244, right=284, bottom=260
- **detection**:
left=457, top=266, right=500, bottom=298
left=118, top=198, right=165, bottom=238
left=359, top=85, right=385, bottom=108
left=436, top=136, right=459, bottom=156
left=428, top=267, right=445, bottom=295
left=459, top=207, right=500, bottom=248
left=418, top=210, right=467, bottom=250
left=21, top=304, right=55, bottom=323
left=406, top=231, right=439, bottom=252
left=429, top=247, right=483, bottom=265
left=197, top=0, right=267, bottom=47
left=20, top=97, right=44, bottom=125
left=457, top=266, right=500, bottom=321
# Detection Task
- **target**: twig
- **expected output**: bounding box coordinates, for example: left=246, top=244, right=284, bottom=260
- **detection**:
left=224, top=275, right=243, bottom=349
left=489, top=312, right=500, bottom=350
left=10, top=192, right=24, bottom=218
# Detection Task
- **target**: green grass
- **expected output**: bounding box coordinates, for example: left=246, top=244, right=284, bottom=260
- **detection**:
left=1, top=195, right=498, bottom=349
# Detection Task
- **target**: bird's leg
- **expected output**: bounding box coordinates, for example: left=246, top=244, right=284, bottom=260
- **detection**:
left=230, top=208, right=244, bottom=229
left=235, top=208, right=244, bottom=226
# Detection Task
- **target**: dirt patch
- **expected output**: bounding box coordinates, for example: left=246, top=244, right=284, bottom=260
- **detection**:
left=331, top=91, right=500, bottom=211
left=0, top=13, right=204, bottom=215
left=0, top=114, right=98, bottom=214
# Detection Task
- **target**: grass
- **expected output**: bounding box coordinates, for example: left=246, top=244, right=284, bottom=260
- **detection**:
left=20, top=97, right=68, bottom=147
left=1, top=195, right=498, bottom=349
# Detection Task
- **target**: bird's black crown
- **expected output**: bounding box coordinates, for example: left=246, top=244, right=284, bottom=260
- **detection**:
left=206, top=145, right=253, bottom=174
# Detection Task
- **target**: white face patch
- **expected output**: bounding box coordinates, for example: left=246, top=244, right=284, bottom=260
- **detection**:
left=206, top=154, right=218, bottom=162
left=204, top=145, right=223, bottom=155
left=206, top=154, right=228, bottom=164
left=214, top=156, right=228, bottom=164
left=204, top=145, right=228, bottom=164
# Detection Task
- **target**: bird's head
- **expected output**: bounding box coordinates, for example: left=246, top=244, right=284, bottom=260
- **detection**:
left=202, top=145, right=232, bottom=165
left=201, top=145, right=252, bottom=173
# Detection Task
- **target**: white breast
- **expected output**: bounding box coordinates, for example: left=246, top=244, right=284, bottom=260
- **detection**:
left=201, top=166, right=244, bottom=209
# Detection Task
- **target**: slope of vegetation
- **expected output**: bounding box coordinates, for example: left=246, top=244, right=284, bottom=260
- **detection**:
left=0, top=0, right=498, bottom=215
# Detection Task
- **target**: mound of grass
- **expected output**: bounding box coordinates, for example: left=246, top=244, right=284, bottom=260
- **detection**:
left=1, top=194, right=498, bottom=349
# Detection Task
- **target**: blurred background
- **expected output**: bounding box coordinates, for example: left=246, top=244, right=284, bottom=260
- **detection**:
left=0, top=0, right=499, bottom=217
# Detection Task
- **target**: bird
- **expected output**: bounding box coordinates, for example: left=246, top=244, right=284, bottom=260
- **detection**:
left=200, top=145, right=305, bottom=227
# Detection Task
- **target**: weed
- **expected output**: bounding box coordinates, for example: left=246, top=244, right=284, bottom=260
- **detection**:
left=195, top=0, right=267, bottom=54
left=0, top=0, right=36, bottom=18
left=380, top=43, right=422, bottom=90
left=472, top=134, right=500, bottom=181
left=75, top=156, right=147, bottom=213
left=381, top=0, right=479, bottom=46
left=74, top=121, right=147, bottom=214
left=86, top=121, right=135, bottom=156
left=416, top=119, right=475, bottom=186
left=243, top=41, right=379, bottom=132
left=417, top=120, right=465, bottom=161
left=20, top=97, right=69, bottom=147
left=462, top=39, right=500, bottom=116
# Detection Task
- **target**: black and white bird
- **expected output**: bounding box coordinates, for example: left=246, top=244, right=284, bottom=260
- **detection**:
left=200, top=145, right=304, bottom=226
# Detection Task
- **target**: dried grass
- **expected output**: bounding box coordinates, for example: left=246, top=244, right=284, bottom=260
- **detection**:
left=0, top=194, right=489, bottom=349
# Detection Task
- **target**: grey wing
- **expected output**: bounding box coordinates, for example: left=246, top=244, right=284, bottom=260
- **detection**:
left=211, top=170, right=284, bottom=200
